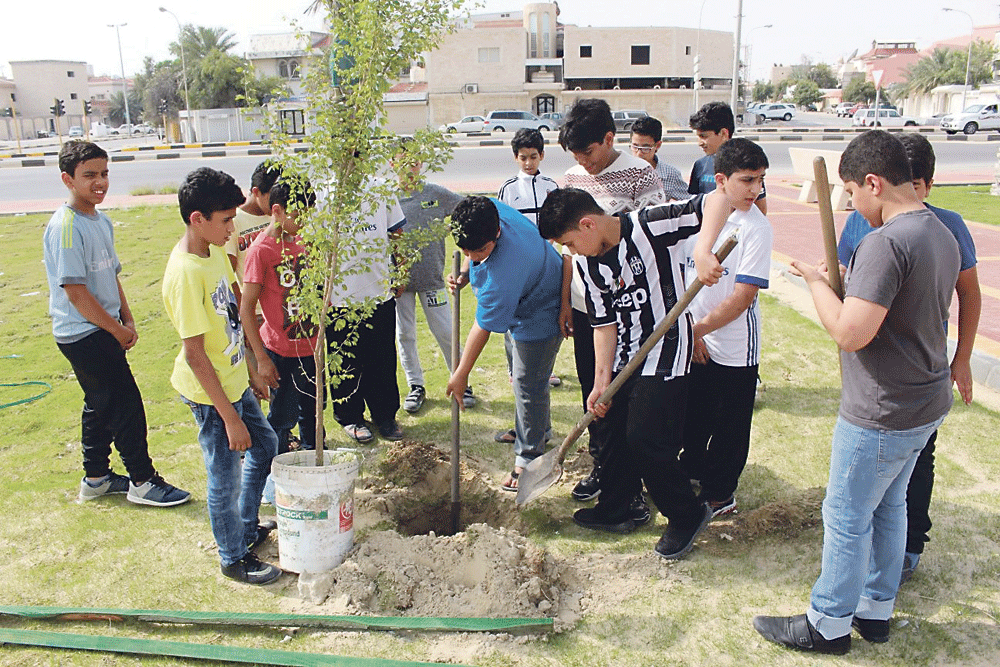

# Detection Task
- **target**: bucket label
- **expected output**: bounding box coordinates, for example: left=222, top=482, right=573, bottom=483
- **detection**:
left=277, top=507, right=329, bottom=521
left=339, top=499, right=353, bottom=532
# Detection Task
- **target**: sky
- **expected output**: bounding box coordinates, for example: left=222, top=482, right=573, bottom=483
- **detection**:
left=1, top=0, right=996, bottom=82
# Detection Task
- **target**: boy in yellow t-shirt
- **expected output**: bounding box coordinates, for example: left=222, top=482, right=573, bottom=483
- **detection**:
left=162, top=167, right=281, bottom=586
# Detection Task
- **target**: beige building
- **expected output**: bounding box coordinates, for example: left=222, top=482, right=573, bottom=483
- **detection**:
left=247, top=31, right=331, bottom=98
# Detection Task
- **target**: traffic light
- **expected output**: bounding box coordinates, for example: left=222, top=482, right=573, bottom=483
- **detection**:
left=158, top=98, right=168, bottom=114
left=84, top=100, right=92, bottom=115
left=58, top=99, right=66, bottom=116
left=0, top=107, right=12, bottom=118
left=50, top=99, right=59, bottom=116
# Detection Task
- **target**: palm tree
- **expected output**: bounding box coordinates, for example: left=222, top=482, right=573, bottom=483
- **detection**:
left=902, top=48, right=960, bottom=96
left=170, top=25, right=238, bottom=62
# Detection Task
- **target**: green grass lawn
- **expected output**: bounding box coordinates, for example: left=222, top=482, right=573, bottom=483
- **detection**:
left=1, top=204, right=998, bottom=665
left=926, top=185, right=999, bottom=226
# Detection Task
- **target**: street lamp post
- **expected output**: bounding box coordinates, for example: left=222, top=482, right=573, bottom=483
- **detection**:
left=744, top=24, right=773, bottom=93
left=159, top=6, right=192, bottom=141
left=943, top=7, right=974, bottom=112
left=730, top=0, right=744, bottom=116
left=108, top=23, right=132, bottom=130
left=694, top=0, right=710, bottom=111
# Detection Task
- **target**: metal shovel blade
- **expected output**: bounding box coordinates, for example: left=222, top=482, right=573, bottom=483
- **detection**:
left=515, top=449, right=564, bottom=506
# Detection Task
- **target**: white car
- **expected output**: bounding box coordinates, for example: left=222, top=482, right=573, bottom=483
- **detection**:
left=67, top=126, right=84, bottom=137
left=438, top=115, right=487, bottom=133
left=758, top=103, right=796, bottom=121
left=835, top=102, right=854, bottom=117
left=940, top=103, right=1000, bottom=135
left=852, top=108, right=918, bottom=128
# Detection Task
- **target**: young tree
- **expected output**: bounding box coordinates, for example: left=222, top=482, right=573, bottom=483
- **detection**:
left=843, top=77, right=876, bottom=104
left=752, top=81, right=775, bottom=102
left=267, top=0, right=466, bottom=465
left=793, top=79, right=824, bottom=108
left=807, top=63, right=838, bottom=89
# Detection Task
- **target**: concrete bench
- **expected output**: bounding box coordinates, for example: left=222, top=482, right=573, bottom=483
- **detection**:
left=787, top=147, right=851, bottom=211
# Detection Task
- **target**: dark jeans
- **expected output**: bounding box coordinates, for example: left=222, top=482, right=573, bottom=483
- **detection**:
left=325, top=298, right=400, bottom=427
left=680, top=360, right=759, bottom=501
left=905, top=430, right=936, bottom=555
left=56, top=329, right=155, bottom=483
left=592, top=374, right=702, bottom=529
left=265, top=349, right=319, bottom=451
left=571, top=307, right=604, bottom=463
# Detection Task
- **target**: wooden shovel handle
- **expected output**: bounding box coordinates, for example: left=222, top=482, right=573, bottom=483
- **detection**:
left=813, top=156, right=845, bottom=300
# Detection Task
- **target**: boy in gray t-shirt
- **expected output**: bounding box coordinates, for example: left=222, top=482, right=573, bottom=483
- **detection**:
left=751, top=131, right=960, bottom=654
left=393, top=153, right=475, bottom=413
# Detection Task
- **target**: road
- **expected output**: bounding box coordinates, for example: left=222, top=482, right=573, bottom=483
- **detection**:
left=1, top=139, right=995, bottom=203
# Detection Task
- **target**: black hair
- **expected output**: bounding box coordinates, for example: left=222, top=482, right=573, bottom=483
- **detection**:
left=713, top=138, right=769, bottom=177
left=897, top=133, right=936, bottom=185
left=558, top=98, right=615, bottom=153
left=511, top=127, right=545, bottom=155
left=177, top=167, right=246, bottom=225
left=250, top=160, right=283, bottom=193
left=59, top=141, right=108, bottom=176
left=838, top=130, right=912, bottom=187
left=537, top=188, right=605, bottom=240
left=269, top=175, right=316, bottom=212
left=450, top=196, right=500, bottom=250
left=630, top=116, right=662, bottom=142
left=689, top=101, right=735, bottom=138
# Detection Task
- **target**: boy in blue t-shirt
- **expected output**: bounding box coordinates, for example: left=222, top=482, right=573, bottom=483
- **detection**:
left=688, top=102, right=767, bottom=215
left=445, top=197, right=567, bottom=492
left=43, top=141, right=190, bottom=508
left=837, top=132, right=980, bottom=583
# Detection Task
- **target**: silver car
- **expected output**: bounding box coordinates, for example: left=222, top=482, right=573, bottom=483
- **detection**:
left=439, top=115, right=487, bottom=133
left=485, top=110, right=551, bottom=133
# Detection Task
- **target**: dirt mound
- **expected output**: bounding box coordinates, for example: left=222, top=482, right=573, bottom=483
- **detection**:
left=300, top=524, right=575, bottom=622
left=727, top=487, right=825, bottom=539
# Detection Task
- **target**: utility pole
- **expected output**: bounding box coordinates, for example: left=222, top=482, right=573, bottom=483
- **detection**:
left=108, top=23, right=132, bottom=130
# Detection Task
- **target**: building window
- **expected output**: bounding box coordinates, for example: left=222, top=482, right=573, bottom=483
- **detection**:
left=542, top=13, right=550, bottom=57
left=478, top=47, right=500, bottom=63
left=535, top=94, right=555, bottom=115
left=279, top=60, right=288, bottom=78
left=70, top=93, right=78, bottom=100
left=67, top=71, right=75, bottom=77
left=580, top=45, right=592, bottom=58
left=685, top=46, right=691, bottom=55
left=631, top=45, right=650, bottom=65
left=280, top=109, right=305, bottom=136
left=289, top=60, right=300, bottom=79
left=529, top=12, right=537, bottom=58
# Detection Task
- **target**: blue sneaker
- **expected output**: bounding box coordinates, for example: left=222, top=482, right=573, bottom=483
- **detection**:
left=78, top=470, right=130, bottom=503
left=126, top=474, right=191, bottom=507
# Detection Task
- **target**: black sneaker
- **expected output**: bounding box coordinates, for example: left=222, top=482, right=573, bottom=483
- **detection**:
left=753, top=614, right=851, bottom=654
left=221, top=552, right=282, bottom=585
left=126, top=474, right=191, bottom=507
left=571, top=466, right=601, bottom=501
left=247, top=520, right=278, bottom=552
left=403, top=385, right=426, bottom=413
left=707, top=495, right=737, bottom=519
left=654, top=502, right=712, bottom=560
left=573, top=507, right=635, bottom=534
left=630, top=494, right=651, bottom=526
left=78, top=470, right=130, bottom=502
left=851, top=617, right=890, bottom=643
left=377, top=419, right=404, bottom=441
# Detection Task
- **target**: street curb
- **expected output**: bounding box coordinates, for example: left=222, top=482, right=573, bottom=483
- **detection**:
left=776, top=263, right=1000, bottom=394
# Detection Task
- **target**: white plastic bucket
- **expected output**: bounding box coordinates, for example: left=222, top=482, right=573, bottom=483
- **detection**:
left=271, top=449, right=360, bottom=574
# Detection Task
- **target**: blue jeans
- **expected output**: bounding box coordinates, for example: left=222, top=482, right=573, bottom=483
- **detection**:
left=510, top=333, right=562, bottom=469
left=183, top=388, right=277, bottom=567
left=807, top=414, right=945, bottom=639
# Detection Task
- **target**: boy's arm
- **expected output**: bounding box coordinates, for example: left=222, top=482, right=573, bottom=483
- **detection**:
left=182, top=334, right=252, bottom=451
left=63, top=284, right=136, bottom=350
left=445, top=321, right=491, bottom=409
left=116, top=278, right=138, bottom=347
left=692, top=190, right=731, bottom=285
left=447, top=255, right=471, bottom=293
left=952, top=266, right=981, bottom=404
left=239, top=281, right=279, bottom=389
left=559, top=254, right=574, bottom=337
left=587, top=324, right=617, bottom=417
left=790, top=259, right=887, bottom=351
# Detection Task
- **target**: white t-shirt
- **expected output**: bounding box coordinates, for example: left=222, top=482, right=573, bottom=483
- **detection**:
left=327, top=180, right=406, bottom=306
left=683, top=204, right=773, bottom=367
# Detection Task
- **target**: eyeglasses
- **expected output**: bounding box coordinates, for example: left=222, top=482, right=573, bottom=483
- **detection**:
left=629, top=144, right=656, bottom=153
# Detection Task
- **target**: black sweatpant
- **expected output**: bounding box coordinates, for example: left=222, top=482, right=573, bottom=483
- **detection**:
left=905, top=430, right=936, bottom=555
left=56, top=329, right=156, bottom=482
left=592, top=373, right=702, bottom=529
left=680, top=360, right=759, bottom=502
left=571, top=307, right=604, bottom=463
left=326, top=298, right=400, bottom=427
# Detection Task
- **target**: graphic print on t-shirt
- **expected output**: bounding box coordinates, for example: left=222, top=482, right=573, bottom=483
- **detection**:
left=210, top=277, right=244, bottom=365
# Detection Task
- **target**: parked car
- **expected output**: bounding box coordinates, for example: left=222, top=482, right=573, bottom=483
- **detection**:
left=438, top=115, right=488, bottom=133
left=612, top=110, right=648, bottom=132
left=36, top=129, right=50, bottom=138
left=485, top=110, right=551, bottom=133
left=539, top=112, right=565, bottom=128
left=846, top=103, right=867, bottom=117
left=835, top=102, right=854, bottom=117
left=133, top=123, right=157, bottom=135
left=67, top=126, right=84, bottom=137
left=758, top=103, right=796, bottom=121
left=852, top=108, right=918, bottom=127
left=940, top=103, right=1000, bottom=135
